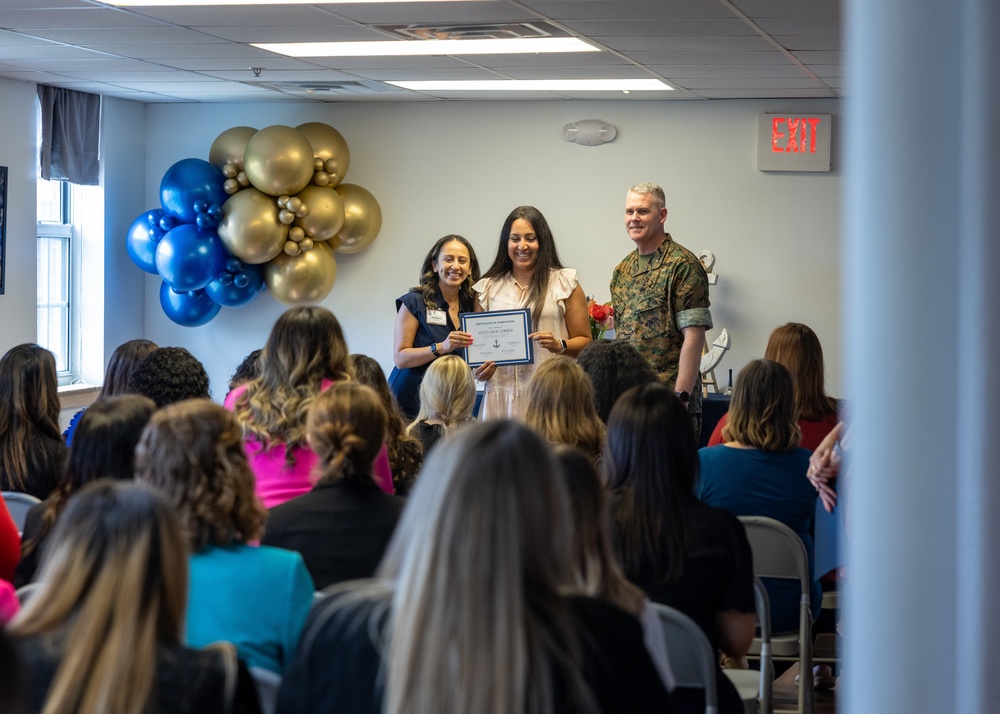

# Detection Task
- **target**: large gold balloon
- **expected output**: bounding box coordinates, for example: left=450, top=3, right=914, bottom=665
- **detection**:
left=333, top=183, right=382, bottom=254
left=293, top=185, right=345, bottom=242
left=265, top=241, right=337, bottom=305
left=244, top=125, right=315, bottom=197
left=217, top=188, right=289, bottom=265
left=208, top=126, right=256, bottom=170
left=296, top=122, right=351, bottom=188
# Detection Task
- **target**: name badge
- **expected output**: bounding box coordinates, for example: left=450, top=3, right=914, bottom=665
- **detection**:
left=427, top=309, right=447, bottom=326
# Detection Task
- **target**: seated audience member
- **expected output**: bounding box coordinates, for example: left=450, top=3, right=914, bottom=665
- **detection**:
left=263, top=383, right=406, bottom=590
left=708, top=323, right=840, bottom=451
left=227, top=307, right=393, bottom=508
left=9, top=481, right=261, bottom=714
left=524, top=356, right=605, bottom=464
left=0, top=625, right=24, bottom=714
left=350, top=354, right=423, bottom=496
left=1, top=500, right=18, bottom=584
left=64, top=338, right=157, bottom=446
left=228, top=348, right=263, bottom=395
left=277, top=421, right=673, bottom=714
left=15, top=395, right=156, bottom=587
left=128, top=346, right=211, bottom=408
left=0, top=344, right=67, bottom=500
left=698, top=359, right=820, bottom=631
left=405, top=354, right=477, bottom=456
left=604, top=383, right=754, bottom=714
left=577, top=339, right=658, bottom=424
left=136, top=400, right=314, bottom=676
left=553, top=445, right=674, bottom=692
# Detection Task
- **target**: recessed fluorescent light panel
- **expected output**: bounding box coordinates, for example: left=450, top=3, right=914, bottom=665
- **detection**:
left=387, top=79, right=673, bottom=92
left=254, top=38, right=599, bottom=58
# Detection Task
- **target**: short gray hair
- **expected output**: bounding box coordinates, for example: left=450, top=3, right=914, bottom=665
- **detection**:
left=628, top=182, right=665, bottom=209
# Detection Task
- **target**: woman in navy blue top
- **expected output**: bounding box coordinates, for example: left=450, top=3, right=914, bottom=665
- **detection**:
left=389, top=235, right=480, bottom=419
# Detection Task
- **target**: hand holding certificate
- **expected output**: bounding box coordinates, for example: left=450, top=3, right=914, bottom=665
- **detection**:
left=460, top=309, right=534, bottom=368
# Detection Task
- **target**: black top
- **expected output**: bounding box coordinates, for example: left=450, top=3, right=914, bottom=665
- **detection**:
left=409, top=420, right=446, bottom=457
left=0, top=438, right=66, bottom=501
left=261, top=478, right=405, bottom=591
left=13, top=502, right=47, bottom=587
left=15, top=637, right=260, bottom=714
left=276, top=593, right=673, bottom=714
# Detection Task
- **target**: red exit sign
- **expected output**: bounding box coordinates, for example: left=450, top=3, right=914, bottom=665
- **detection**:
left=757, top=113, right=832, bottom=172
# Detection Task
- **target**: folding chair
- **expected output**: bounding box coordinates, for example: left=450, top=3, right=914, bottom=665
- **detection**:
left=2, top=491, right=41, bottom=535
left=723, top=576, right=773, bottom=714
left=738, top=516, right=813, bottom=714
left=652, top=602, right=719, bottom=714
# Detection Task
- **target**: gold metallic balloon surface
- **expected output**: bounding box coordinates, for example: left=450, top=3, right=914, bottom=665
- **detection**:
left=244, top=125, right=315, bottom=197
left=208, top=126, right=256, bottom=170
left=217, top=188, right=289, bottom=265
left=265, top=241, right=338, bottom=304
left=296, top=122, right=351, bottom=188
left=333, top=183, right=382, bottom=254
left=293, top=185, right=345, bottom=242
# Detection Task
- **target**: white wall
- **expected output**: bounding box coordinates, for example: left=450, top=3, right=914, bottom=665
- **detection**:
left=0, top=78, right=41, bottom=355
left=142, top=98, right=842, bottom=401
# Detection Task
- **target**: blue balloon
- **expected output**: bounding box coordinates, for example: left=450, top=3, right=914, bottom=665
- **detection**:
left=155, top=223, right=227, bottom=292
left=126, top=209, right=166, bottom=274
left=206, top=262, right=264, bottom=308
left=160, top=158, right=229, bottom=224
left=159, top=283, right=222, bottom=327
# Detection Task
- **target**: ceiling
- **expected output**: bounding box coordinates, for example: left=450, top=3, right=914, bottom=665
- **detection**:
left=0, top=0, right=842, bottom=103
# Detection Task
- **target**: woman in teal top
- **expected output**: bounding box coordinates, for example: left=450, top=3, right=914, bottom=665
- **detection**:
left=136, top=399, right=314, bottom=674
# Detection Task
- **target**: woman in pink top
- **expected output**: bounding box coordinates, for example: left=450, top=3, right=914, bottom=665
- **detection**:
left=225, top=306, right=393, bottom=508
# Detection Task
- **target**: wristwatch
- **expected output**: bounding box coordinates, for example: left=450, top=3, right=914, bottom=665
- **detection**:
left=430, top=342, right=439, bottom=355
left=674, top=390, right=690, bottom=404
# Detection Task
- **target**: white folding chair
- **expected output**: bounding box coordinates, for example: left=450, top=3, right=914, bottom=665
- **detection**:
left=723, top=575, right=773, bottom=714
left=652, top=603, right=719, bottom=714
left=2, top=491, right=41, bottom=535
left=738, top=516, right=813, bottom=714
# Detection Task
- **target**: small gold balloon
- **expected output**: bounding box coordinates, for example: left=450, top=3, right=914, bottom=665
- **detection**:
left=217, top=187, right=289, bottom=265
left=293, top=185, right=345, bottom=242
left=296, top=122, right=351, bottom=188
left=285, top=196, right=302, bottom=213
left=244, top=125, right=316, bottom=197
left=288, top=226, right=305, bottom=242
left=313, top=171, right=330, bottom=187
left=314, top=158, right=325, bottom=170
left=334, top=183, right=382, bottom=254
left=224, top=178, right=240, bottom=195
left=299, top=237, right=314, bottom=252
left=237, top=172, right=250, bottom=187
left=209, top=126, right=257, bottom=170
left=223, top=164, right=238, bottom=179
left=284, top=241, right=301, bottom=256
left=277, top=195, right=289, bottom=208
left=265, top=241, right=338, bottom=305
left=296, top=206, right=309, bottom=218
left=279, top=209, right=296, bottom=225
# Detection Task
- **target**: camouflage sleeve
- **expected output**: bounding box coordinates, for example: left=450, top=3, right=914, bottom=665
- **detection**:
left=677, top=307, right=713, bottom=330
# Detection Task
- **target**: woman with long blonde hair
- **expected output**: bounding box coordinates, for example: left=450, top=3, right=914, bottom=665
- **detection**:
left=226, top=306, right=392, bottom=507
left=136, top=400, right=314, bottom=677
left=405, top=354, right=476, bottom=456
left=277, top=421, right=672, bottom=714
left=523, top=356, right=605, bottom=464
left=9, top=480, right=260, bottom=714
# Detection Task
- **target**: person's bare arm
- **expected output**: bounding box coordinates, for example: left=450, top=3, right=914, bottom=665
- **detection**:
left=675, top=325, right=707, bottom=399
left=716, top=609, right=756, bottom=658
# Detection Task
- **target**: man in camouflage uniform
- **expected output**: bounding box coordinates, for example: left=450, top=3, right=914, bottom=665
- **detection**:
left=610, top=182, right=712, bottom=439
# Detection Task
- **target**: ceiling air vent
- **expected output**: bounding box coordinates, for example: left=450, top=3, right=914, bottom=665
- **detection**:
left=251, top=80, right=395, bottom=96
left=376, top=21, right=573, bottom=42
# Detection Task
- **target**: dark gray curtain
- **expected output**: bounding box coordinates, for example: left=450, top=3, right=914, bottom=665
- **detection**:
left=37, top=85, right=102, bottom=186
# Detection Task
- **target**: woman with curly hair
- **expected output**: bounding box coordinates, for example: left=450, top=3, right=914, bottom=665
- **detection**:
left=523, top=356, right=605, bottom=465
left=577, top=339, right=658, bottom=424
left=263, top=383, right=405, bottom=590
left=226, top=306, right=393, bottom=508
left=389, top=234, right=480, bottom=420
left=405, top=355, right=477, bottom=456
left=136, top=399, right=314, bottom=676
left=128, top=346, right=210, bottom=408
left=15, top=394, right=156, bottom=587
left=9, top=480, right=260, bottom=714
left=0, top=344, right=67, bottom=499
left=350, top=354, right=423, bottom=496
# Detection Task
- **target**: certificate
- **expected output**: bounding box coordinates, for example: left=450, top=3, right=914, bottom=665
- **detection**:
left=460, top=309, right=534, bottom=368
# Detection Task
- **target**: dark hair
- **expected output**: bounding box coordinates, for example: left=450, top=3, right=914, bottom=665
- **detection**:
left=0, top=344, right=63, bottom=492
left=413, top=235, right=481, bottom=312
left=603, top=382, right=697, bottom=584
left=228, top=349, right=262, bottom=393
left=23, top=395, right=158, bottom=563
left=764, top=323, right=838, bottom=421
left=723, top=359, right=802, bottom=452
left=98, top=339, right=158, bottom=400
left=481, top=206, right=565, bottom=329
left=128, top=347, right=210, bottom=408
left=577, top=340, right=658, bottom=423
left=307, top=383, right=387, bottom=484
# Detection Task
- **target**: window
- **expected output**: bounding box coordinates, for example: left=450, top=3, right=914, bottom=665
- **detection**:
left=37, top=179, right=73, bottom=376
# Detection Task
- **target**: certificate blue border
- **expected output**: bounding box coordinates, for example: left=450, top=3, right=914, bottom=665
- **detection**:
left=460, top=308, right=534, bottom=368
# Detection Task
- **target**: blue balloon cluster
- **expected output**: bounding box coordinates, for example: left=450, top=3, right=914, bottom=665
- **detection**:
left=126, top=158, right=264, bottom=326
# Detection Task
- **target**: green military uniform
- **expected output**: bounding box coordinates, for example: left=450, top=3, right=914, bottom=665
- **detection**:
left=610, top=234, right=712, bottom=435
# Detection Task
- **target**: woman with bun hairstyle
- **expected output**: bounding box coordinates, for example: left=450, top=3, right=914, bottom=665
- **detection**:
left=226, top=306, right=393, bottom=508
left=9, top=480, right=261, bottom=714
left=263, top=383, right=406, bottom=590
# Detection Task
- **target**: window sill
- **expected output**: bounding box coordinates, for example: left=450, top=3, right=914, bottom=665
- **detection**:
left=58, top=383, right=100, bottom=411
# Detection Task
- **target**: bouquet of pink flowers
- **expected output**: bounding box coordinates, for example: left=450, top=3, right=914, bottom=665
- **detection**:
left=587, top=298, right=615, bottom=341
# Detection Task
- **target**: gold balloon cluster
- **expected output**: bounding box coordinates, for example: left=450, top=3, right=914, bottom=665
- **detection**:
left=208, top=122, right=382, bottom=304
